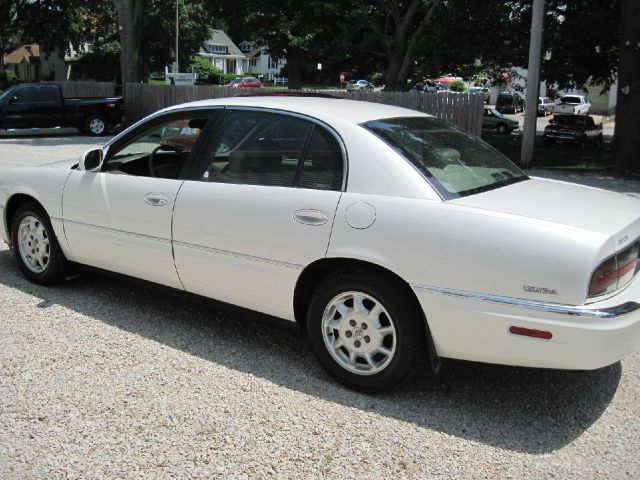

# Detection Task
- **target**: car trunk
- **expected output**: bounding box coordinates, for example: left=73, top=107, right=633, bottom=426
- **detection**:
left=450, top=177, right=640, bottom=253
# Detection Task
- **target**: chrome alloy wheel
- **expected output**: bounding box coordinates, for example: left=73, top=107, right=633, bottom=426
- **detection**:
left=89, top=118, right=105, bottom=134
left=17, top=215, right=50, bottom=273
left=321, top=291, right=397, bottom=375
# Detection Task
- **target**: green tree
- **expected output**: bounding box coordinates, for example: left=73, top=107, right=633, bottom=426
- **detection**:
left=214, top=0, right=349, bottom=89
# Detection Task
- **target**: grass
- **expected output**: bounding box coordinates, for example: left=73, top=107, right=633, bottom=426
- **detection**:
left=482, top=132, right=613, bottom=171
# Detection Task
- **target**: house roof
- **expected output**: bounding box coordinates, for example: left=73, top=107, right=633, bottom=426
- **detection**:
left=3, top=44, right=40, bottom=65
left=246, top=47, right=263, bottom=58
left=201, top=30, right=245, bottom=57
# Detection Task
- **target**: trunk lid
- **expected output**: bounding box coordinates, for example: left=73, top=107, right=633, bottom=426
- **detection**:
left=450, top=177, right=640, bottom=251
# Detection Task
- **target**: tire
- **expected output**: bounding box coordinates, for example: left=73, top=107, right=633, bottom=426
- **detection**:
left=497, top=123, right=508, bottom=134
left=596, top=134, right=604, bottom=150
left=11, top=202, right=68, bottom=285
left=306, top=270, right=428, bottom=393
left=84, top=114, right=108, bottom=136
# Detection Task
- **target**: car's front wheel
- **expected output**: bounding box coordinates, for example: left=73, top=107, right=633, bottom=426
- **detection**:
left=307, top=271, right=427, bottom=393
left=11, top=202, right=68, bottom=284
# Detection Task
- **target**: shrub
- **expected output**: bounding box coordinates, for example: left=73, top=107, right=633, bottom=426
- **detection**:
left=189, top=56, right=221, bottom=85
left=449, top=80, right=468, bottom=92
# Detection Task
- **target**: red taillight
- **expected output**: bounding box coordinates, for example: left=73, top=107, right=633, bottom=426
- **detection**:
left=589, top=241, right=639, bottom=298
left=509, top=326, right=553, bottom=340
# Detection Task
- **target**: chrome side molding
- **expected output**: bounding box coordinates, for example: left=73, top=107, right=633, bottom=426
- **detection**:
left=412, top=284, right=640, bottom=319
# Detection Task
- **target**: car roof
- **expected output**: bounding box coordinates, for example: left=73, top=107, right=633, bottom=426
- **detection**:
left=161, top=96, right=429, bottom=124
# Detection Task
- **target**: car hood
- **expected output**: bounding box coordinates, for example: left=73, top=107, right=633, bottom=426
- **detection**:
left=42, top=158, right=79, bottom=169
left=450, top=177, right=640, bottom=250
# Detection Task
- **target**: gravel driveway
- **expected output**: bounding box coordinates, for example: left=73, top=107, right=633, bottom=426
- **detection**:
left=1, top=131, right=639, bottom=479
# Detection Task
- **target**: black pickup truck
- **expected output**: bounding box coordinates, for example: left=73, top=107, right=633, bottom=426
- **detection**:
left=0, top=83, right=123, bottom=136
left=543, top=114, right=603, bottom=149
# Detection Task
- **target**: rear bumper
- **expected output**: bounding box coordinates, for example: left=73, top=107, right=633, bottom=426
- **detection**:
left=412, top=277, right=640, bottom=370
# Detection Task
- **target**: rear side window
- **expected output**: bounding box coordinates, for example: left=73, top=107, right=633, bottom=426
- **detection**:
left=298, top=127, right=343, bottom=191
left=201, top=110, right=344, bottom=190
left=39, top=86, right=58, bottom=102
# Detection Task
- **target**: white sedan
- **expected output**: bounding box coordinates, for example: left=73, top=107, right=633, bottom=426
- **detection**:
left=1, top=96, right=639, bottom=392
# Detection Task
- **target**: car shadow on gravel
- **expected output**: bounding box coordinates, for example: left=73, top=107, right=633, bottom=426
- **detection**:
left=0, top=249, right=621, bottom=455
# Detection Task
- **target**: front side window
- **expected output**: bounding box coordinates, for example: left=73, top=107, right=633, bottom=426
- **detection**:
left=364, top=116, right=528, bottom=199
left=103, top=115, right=211, bottom=178
left=14, top=87, right=37, bottom=103
left=200, top=110, right=343, bottom=190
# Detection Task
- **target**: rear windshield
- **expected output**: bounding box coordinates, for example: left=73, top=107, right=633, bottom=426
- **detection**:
left=364, top=117, right=528, bottom=199
left=561, top=96, right=581, bottom=104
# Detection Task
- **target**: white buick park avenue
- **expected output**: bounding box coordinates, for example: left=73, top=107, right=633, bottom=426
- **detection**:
left=1, top=96, right=639, bottom=392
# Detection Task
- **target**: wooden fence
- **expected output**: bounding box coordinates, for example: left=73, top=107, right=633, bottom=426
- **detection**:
left=43, top=81, right=118, bottom=98
left=124, top=84, right=485, bottom=136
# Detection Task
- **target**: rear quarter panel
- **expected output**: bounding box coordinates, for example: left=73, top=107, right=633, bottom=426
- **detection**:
left=327, top=193, right=611, bottom=306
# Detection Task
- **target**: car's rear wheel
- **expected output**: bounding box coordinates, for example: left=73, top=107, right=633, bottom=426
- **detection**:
left=307, top=271, right=427, bottom=393
left=11, top=202, right=68, bottom=285
left=84, top=114, right=108, bottom=136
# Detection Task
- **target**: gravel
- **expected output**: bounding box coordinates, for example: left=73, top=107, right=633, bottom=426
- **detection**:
left=1, top=132, right=639, bottom=479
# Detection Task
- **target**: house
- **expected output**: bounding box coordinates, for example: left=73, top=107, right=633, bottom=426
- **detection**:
left=199, top=30, right=247, bottom=75
left=242, top=44, right=286, bottom=78
left=3, top=43, right=85, bottom=81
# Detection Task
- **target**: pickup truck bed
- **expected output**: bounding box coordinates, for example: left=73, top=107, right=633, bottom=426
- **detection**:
left=0, top=83, right=123, bottom=136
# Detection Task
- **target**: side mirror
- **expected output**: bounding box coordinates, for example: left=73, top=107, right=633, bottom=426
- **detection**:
left=79, top=148, right=104, bottom=171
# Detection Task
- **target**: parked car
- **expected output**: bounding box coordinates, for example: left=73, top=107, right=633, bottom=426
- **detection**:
left=2, top=96, right=639, bottom=393
left=0, top=83, right=123, bottom=136
left=543, top=114, right=603, bottom=148
left=553, top=95, right=591, bottom=115
left=468, top=86, right=491, bottom=103
left=495, top=91, right=525, bottom=114
left=346, top=79, right=374, bottom=92
left=226, top=77, right=262, bottom=88
left=537, top=97, right=554, bottom=116
left=482, top=107, right=519, bottom=134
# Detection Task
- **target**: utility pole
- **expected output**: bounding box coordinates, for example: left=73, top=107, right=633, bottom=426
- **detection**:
left=174, top=0, right=179, bottom=73
left=520, top=0, right=545, bottom=169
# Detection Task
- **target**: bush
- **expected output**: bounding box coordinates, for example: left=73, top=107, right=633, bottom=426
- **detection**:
left=449, top=80, right=468, bottom=92
left=368, top=72, right=384, bottom=86
left=189, top=56, right=221, bottom=85
left=1, top=69, right=18, bottom=87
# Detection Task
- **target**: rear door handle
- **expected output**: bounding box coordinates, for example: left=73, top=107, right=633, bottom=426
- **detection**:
left=144, top=192, right=169, bottom=207
left=293, top=209, right=328, bottom=226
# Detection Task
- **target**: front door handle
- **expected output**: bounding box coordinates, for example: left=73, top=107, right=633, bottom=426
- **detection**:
left=293, top=209, right=328, bottom=226
left=144, top=192, right=169, bottom=207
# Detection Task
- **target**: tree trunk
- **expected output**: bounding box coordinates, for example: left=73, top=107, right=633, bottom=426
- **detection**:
left=287, top=46, right=303, bottom=90
left=613, top=0, right=640, bottom=175
left=113, top=0, right=144, bottom=87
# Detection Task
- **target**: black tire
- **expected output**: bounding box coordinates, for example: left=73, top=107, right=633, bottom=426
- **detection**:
left=496, top=123, right=508, bottom=134
left=84, top=114, right=108, bottom=136
left=11, top=202, right=68, bottom=285
left=596, top=134, right=604, bottom=150
left=306, top=270, right=428, bottom=393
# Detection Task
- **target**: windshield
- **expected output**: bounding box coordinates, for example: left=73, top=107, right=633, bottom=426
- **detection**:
left=488, top=108, right=503, bottom=118
left=0, top=85, right=19, bottom=102
left=230, top=78, right=242, bottom=84
left=364, top=117, right=528, bottom=199
left=553, top=115, right=579, bottom=125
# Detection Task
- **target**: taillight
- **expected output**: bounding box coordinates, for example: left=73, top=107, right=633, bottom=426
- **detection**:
left=589, top=241, right=639, bottom=298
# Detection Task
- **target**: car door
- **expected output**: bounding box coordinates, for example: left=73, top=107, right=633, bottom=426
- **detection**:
left=172, top=109, right=345, bottom=320
left=3, top=85, right=38, bottom=128
left=62, top=109, right=220, bottom=289
left=35, top=85, right=64, bottom=128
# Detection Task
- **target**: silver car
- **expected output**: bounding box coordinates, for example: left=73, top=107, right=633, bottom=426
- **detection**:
left=346, top=80, right=373, bottom=92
